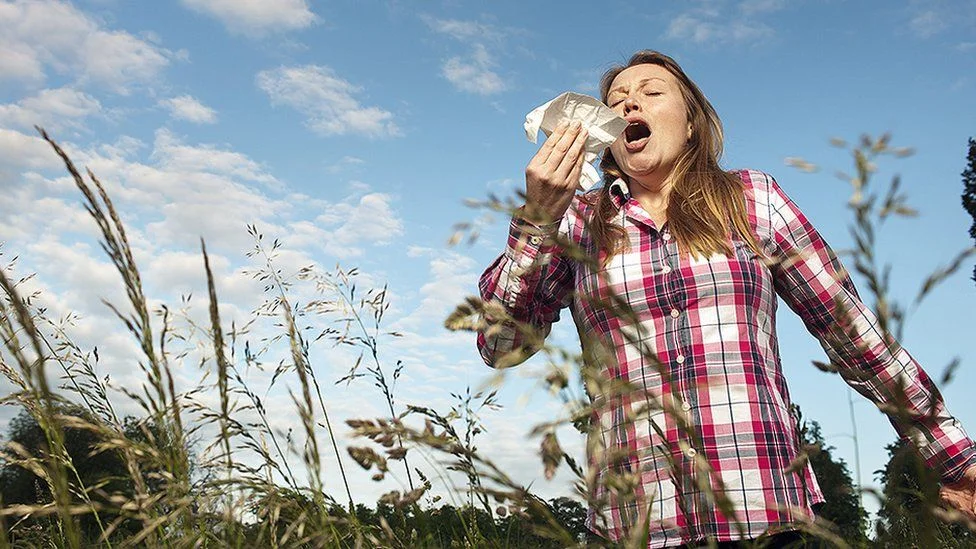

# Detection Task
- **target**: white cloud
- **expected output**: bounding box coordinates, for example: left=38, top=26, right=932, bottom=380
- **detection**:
left=256, top=65, right=400, bottom=138
left=384, top=249, right=482, bottom=378
left=0, top=127, right=62, bottom=174
left=326, top=156, right=365, bottom=173
left=423, top=16, right=502, bottom=42
left=425, top=17, right=510, bottom=96
left=739, top=0, right=786, bottom=15
left=0, top=87, right=102, bottom=132
left=0, top=40, right=45, bottom=81
left=332, top=193, right=403, bottom=247
left=293, top=192, right=404, bottom=258
left=151, top=128, right=276, bottom=185
left=442, top=44, right=507, bottom=96
left=665, top=9, right=774, bottom=46
left=0, top=125, right=465, bottom=512
left=909, top=10, right=947, bottom=38
left=0, top=128, right=288, bottom=257
left=0, top=0, right=172, bottom=92
left=159, top=95, right=218, bottom=124
left=2, top=126, right=401, bottom=260
left=180, top=0, right=317, bottom=36
left=401, top=251, right=478, bottom=329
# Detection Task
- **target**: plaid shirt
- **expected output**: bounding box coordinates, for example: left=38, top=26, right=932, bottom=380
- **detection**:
left=478, top=169, right=976, bottom=547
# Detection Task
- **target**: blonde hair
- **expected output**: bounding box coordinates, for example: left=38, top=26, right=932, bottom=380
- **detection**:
left=585, top=50, right=762, bottom=263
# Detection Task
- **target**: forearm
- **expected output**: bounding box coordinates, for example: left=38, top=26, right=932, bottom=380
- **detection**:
left=477, top=216, right=569, bottom=368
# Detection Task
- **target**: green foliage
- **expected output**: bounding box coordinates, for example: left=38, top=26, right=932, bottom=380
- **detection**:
left=0, top=405, right=168, bottom=544
left=800, top=421, right=869, bottom=546
left=960, top=137, right=976, bottom=282
left=317, top=498, right=589, bottom=548
left=874, top=439, right=975, bottom=548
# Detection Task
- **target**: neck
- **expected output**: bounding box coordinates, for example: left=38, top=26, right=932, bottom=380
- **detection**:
left=627, top=172, right=673, bottom=212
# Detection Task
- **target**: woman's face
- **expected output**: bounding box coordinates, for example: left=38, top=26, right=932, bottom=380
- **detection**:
left=606, top=63, right=692, bottom=189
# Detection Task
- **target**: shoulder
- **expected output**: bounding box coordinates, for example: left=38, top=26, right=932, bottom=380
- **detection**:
left=730, top=169, right=785, bottom=210
left=728, top=169, right=784, bottom=244
left=731, top=169, right=776, bottom=194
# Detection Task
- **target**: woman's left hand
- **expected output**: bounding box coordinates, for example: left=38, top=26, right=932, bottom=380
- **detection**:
left=940, top=464, right=976, bottom=522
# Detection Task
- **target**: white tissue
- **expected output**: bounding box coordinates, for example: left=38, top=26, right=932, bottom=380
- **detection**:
left=524, top=92, right=628, bottom=191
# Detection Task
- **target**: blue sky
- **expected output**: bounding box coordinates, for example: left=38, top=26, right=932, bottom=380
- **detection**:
left=1, top=0, right=975, bottom=520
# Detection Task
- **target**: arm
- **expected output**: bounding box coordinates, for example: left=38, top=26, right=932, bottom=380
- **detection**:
left=477, top=216, right=574, bottom=368
left=478, top=121, right=587, bottom=368
left=760, top=172, right=976, bottom=485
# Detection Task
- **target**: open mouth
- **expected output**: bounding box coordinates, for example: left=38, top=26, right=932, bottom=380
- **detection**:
left=625, top=121, right=651, bottom=143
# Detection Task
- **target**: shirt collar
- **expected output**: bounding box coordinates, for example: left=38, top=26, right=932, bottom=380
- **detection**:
left=608, top=177, right=630, bottom=209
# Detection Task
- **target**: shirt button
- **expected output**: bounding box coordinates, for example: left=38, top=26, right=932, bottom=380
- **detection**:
left=529, top=236, right=542, bottom=245
left=662, top=233, right=672, bottom=241
left=686, top=447, right=697, bottom=457
left=682, top=401, right=691, bottom=411
left=661, top=265, right=672, bottom=274
left=670, top=309, right=680, bottom=318
left=676, top=355, right=685, bottom=364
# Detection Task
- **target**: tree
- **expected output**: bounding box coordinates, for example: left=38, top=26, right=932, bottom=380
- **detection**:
left=801, top=421, right=869, bottom=546
left=960, top=137, right=976, bottom=283
left=874, top=438, right=974, bottom=547
left=548, top=496, right=588, bottom=541
left=0, top=405, right=165, bottom=542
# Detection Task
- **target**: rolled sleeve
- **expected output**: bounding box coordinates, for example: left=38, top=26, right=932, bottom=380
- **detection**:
left=477, top=215, right=574, bottom=368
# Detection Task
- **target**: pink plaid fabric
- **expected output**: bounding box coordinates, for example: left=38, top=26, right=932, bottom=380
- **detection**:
left=478, top=169, right=975, bottom=547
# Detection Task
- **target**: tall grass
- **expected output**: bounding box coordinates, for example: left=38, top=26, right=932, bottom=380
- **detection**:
left=0, top=128, right=972, bottom=548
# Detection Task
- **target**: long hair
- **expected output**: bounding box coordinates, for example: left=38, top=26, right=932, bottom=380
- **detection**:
left=585, top=50, right=762, bottom=263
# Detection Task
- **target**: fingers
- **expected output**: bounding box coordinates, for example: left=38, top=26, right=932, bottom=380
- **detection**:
left=540, top=121, right=582, bottom=166
left=565, top=144, right=586, bottom=189
left=527, top=121, right=587, bottom=188
left=553, top=125, right=588, bottom=181
left=535, top=121, right=573, bottom=164
left=523, top=120, right=588, bottom=221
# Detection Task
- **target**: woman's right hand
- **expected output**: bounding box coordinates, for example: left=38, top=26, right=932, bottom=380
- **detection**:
left=523, top=121, right=588, bottom=224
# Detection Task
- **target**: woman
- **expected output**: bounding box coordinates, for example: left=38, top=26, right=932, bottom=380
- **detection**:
left=477, top=51, right=976, bottom=547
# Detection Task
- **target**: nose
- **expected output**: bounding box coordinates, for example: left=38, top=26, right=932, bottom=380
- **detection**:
left=622, top=96, right=639, bottom=114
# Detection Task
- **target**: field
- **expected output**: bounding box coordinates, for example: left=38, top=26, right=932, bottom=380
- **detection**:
left=0, top=131, right=974, bottom=548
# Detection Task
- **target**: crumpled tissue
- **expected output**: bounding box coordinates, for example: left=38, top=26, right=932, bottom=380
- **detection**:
left=524, top=92, right=628, bottom=191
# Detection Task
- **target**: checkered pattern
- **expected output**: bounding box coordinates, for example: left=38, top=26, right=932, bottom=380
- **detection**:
left=478, top=169, right=976, bottom=547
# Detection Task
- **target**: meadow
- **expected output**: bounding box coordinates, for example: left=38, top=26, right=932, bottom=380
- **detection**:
left=1, top=129, right=974, bottom=548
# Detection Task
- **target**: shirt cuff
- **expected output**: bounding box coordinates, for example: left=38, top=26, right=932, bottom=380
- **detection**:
left=505, top=215, right=562, bottom=267
left=936, top=438, right=976, bottom=484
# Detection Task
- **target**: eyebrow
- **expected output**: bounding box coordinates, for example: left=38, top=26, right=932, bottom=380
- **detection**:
left=608, top=77, right=668, bottom=96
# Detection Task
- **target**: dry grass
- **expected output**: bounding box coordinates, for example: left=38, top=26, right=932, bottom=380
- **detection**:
left=0, top=129, right=971, bottom=548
